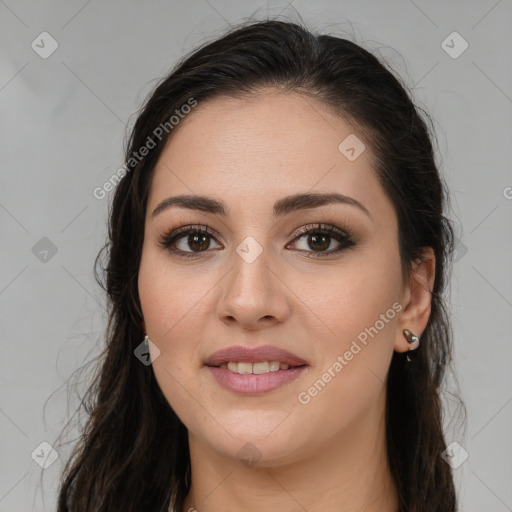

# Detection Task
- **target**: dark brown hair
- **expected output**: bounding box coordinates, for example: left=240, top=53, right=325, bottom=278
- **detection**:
left=55, top=18, right=465, bottom=512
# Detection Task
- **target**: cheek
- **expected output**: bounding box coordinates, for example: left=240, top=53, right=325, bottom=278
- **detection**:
left=138, top=247, right=214, bottom=343
left=137, top=258, right=201, bottom=415
left=138, top=251, right=211, bottom=424
left=291, top=248, right=401, bottom=407
left=294, top=355, right=388, bottom=456
left=295, top=282, right=398, bottom=442
left=290, top=243, right=402, bottom=343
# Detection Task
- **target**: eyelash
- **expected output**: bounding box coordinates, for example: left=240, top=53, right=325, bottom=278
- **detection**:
left=157, top=222, right=357, bottom=260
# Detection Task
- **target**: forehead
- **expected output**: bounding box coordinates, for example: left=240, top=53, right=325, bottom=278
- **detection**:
left=147, top=90, right=394, bottom=225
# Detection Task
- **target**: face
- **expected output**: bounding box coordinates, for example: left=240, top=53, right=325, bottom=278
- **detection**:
left=138, top=90, right=408, bottom=466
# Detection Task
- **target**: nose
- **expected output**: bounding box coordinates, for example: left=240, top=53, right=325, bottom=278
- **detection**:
left=216, top=245, right=291, bottom=330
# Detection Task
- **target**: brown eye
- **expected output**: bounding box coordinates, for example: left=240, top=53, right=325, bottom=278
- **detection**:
left=307, top=233, right=331, bottom=252
left=289, top=223, right=356, bottom=258
left=158, top=225, right=221, bottom=258
left=184, top=233, right=211, bottom=252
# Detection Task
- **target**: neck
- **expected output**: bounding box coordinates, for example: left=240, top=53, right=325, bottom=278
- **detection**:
left=181, top=386, right=398, bottom=512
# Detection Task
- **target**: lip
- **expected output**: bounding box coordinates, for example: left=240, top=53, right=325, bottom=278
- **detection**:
left=204, top=344, right=308, bottom=367
left=207, top=366, right=308, bottom=395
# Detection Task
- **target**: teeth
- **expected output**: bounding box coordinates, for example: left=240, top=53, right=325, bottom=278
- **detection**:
left=218, top=361, right=292, bottom=374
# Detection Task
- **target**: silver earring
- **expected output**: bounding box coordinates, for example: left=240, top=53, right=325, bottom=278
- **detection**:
left=403, top=329, right=420, bottom=362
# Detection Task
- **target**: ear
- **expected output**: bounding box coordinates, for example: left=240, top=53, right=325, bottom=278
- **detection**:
left=395, top=247, right=436, bottom=353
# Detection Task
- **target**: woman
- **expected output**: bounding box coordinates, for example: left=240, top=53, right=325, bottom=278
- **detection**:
left=56, top=19, right=464, bottom=512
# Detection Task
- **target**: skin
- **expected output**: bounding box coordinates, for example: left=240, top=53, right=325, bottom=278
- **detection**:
left=138, top=89, right=435, bottom=512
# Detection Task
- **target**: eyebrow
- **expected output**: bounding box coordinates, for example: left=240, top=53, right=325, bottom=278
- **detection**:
left=151, top=192, right=373, bottom=221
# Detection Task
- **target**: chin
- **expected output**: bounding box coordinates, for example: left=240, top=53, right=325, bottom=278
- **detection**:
left=198, top=420, right=311, bottom=468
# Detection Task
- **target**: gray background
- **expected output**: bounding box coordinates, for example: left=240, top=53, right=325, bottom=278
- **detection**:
left=1, top=1, right=511, bottom=511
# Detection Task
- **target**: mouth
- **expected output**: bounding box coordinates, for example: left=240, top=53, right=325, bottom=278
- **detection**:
left=204, top=344, right=308, bottom=394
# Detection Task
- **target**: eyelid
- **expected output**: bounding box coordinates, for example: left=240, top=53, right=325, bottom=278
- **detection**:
left=158, top=224, right=221, bottom=249
left=290, top=222, right=352, bottom=240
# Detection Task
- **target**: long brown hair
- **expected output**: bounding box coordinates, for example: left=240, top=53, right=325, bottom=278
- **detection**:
left=55, top=19, right=466, bottom=512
